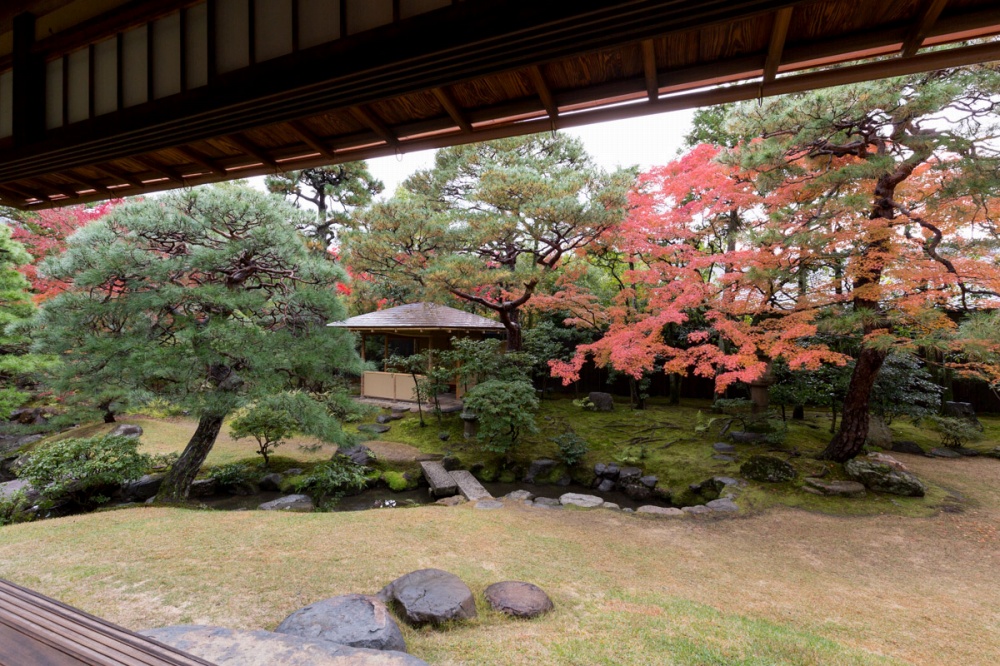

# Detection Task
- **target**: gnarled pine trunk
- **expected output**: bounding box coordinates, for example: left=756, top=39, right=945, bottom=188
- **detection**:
left=156, top=413, right=226, bottom=501
left=820, top=344, right=888, bottom=462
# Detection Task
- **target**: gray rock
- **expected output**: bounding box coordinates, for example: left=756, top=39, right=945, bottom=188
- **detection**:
left=475, top=499, right=504, bottom=510
left=639, top=475, right=658, bottom=489
left=259, top=494, right=314, bottom=512
left=596, top=478, right=615, bottom=493
left=189, top=478, right=217, bottom=497
left=943, top=401, right=978, bottom=419
left=377, top=569, right=477, bottom=626
left=712, top=454, right=736, bottom=462
left=357, top=424, right=391, bottom=435
left=890, top=440, right=926, bottom=455
left=389, top=411, right=407, bottom=421
left=259, top=473, right=283, bottom=492
left=730, top=431, right=769, bottom=444
left=123, top=474, right=164, bottom=501
left=285, top=468, right=304, bottom=476
left=621, top=483, right=652, bottom=501
left=275, top=594, right=406, bottom=652
left=636, top=505, right=684, bottom=517
left=865, top=415, right=892, bottom=448
left=435, top=495, right=467, bottom=507
left=588, top=392, right=614, bottom=412
left=555, top=474, right=571, bottom=487
left=740, top=455, right=796, bottom=483
left=109, top=424, right=143, bottom=438
left=601, top=463, right=620, bottom=479
left=0, top=478, right=35, bottom=501
left=705, top=497, right=739, bottom=512
left=484, top=581, right=554, bottom=618
left=338, top=445, right=375, bottom=467
left=593, top=463, right=607, bottom=477
left=617, top=467, right=642, bottom=484
left=844, top=459, right=926, bottom=497
left=438, top=432, right=450, bottom=441
left=139, top=626, right=426, bottom=665
left=713, top=442, right=736, bottom=453
left=601, top=502, right=620, bottom=510
left=559, top=493, right=604, bottom=508
left=504, top=490, right=534, bottom=502
left=682, top=505, right=712, bottom=515
left=375, top=414, right=393, bottom=424
left=523, top=458, right=557, bottom=483
left=440, top=456, right=461, bottom=472
left=929, top=447, right=963, bottom=459
left=803, top=477, right=866, bottom=498
left=532, top=497, right=563, bottom=509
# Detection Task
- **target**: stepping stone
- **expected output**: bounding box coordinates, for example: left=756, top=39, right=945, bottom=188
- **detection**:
left=532, top=497, right=563, bottom=509
left=504, top=490, right=534, bottom=501
left=258, top=494, right=314, bottom=512
left=929, top=447, right=962, bottom=459
left=712, top=454, right=736, bottom=462
left=713, top=442, right=736, bottom=453
left=276, top=594, right=406, bottom=652
left=358, top=424, right=391, bottom=435
left=376, top=569, right=477, bottom=626
left=435, top=495, right=467, bottom=507
left=803, top=477, right=866, bottom=498
left=450, top=470, right=492, bottom=501
left=484, top=582, right=554, bottom=618
left=636, top=505, right=683, bottom=517
left=420, top=461, right=458, bottom=498
left=559, top=493, right=603, bottom=508
left=705, top=497, right=739, bottom=512
left=601, top=502, right=620, bottom=510
left=682, top=505, right=712, bottom=515
left=475, top=499, right=504, bottom=510
left=890, top=440, right=926, bottom=455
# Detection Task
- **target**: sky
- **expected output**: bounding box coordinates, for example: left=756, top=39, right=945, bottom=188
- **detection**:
left=363, top=108, right=696, bottom=196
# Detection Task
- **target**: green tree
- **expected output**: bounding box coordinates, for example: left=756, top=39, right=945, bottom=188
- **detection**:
left=230, top=391, right=344, bottom=468
left=0, top=223, right=45, bottom=418
left=32, top=186, right=364, bottom=500
left=462, top=379, right=539, bottom=461
left=266, top=163, right=384, bottom=250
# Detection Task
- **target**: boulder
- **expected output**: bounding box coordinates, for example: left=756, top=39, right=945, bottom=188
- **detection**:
left=503, top=490, right=534, bottom=502
left=338, top=445, right=376, bottom=467
left=484, top=582, right=554, bottom=619
left=621, top=483, right=652, bottom=501
left=0, top=478, right=35, bottom=501
left=595, top=478, right=615, bottom=493
left=275, top=594, right=406, bottom=652
left=844, top=459, right=926, bottom=497
left=866, top=452, right=908, bottom=471
left=636, top=505, right=684, bottom=517
left=435, top=495, right=467, bottom=507
left=943, top=400, right=978, bottom=420
left=475, top=499, right=504, bottom=510
left=559, top=493, right=604, bottom=508
left=617, top=467, right=642, bottom=484
left=705, top=497, right=739, bottom=512
left=523, top=459, right=557, bottom=484
left=531, top=497, right=563, bottom=509
left=259, top=494, right=314, bottom=512
left=713, top=442, right=736, bottom=453
left=109, top=424, right=143, bottom=438
left=730, top=431, right=768, bottom=444
left=357, top=424, right=391, bottom=435
left=588, top=392, right=614, bottom=412
left=376, top=569, right=477, bottom=626
left=803, top=477, right=866, bottom=498
left=123, top=474, right=164, bottom=502
left=259, top=473, right=283, bottom=492
left=375, top=414, right=393, bottom=424
left=8, top=408, right=49, bottom=425
left=740, top=456, right=796, bottom=483
left=139, top=626, right=426, bottom=666
left=890, top=440, right=926, bottom=456
left=639, top=475, right=658, bottom=489
left=865, top=415, right=892, bottom=448
left=438, top=432, right=450, bottom=441
left=929, top=447, right=963, bottom=459
left=601, top=502, right=620, bottom=511
left=682, top=505, right=712, bottom=515
left=189, top=478, right=217, bottom=498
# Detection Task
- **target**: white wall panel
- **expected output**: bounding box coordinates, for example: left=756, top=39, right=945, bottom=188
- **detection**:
left=299, top=0, right=340, bottom=49
left=217, top=0, right=250, bottom=73
left=93, top=38, right=118, bottom=116
left=153, top=14, right=182, bottom=98
left=185, top=3, right=209, bottom=89
left=255, top=0, right=293, bottom=61
left=45, top=59, right=63, bottom=129
left=0, top=71, right=12, bottom=138
left=401, top=0, right=450, bottom=20
left=67, top=49, right=89, bottom=124
left=122, top=27, right=148, bottom=107
left=347, top=0, right=392, bottom=35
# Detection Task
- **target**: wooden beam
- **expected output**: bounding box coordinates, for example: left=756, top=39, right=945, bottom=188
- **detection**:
left=12, top=12, right=45, bottom=147
left=432, top=87, right=473, bottom=133
left=174, top=146, right=227, bottom=175
left=226, top=134, right=278, bottom=169
left=349, top=106, right=399, bottom=147
left=763, top=7, right=794, bottom=83
left=902, top=0, right=952, bottom=57
left=0, top=185, right=35, bottom=205
left=131, top=155, right=185, bottom=182
left=96, top=163, right=145, bottom=188
left=640, top=40, right=658, bottom=101
left=64, top=171, right=111, bottom=194
left=528, top=65, right=558, bottom=119
left=287, top=121, right=335, bottom=159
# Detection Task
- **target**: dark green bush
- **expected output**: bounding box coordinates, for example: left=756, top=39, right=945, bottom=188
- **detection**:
left=552, top=432, right=590, bottom=467
left=288, top=458, right=368, bottom=504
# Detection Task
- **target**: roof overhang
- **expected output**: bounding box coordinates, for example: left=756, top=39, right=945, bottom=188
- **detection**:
left=1, top=0, right=999, bottom=210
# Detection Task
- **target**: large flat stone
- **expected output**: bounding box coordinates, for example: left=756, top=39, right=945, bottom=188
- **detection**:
left=450, top=470, right=492, bottom=501
left=140, top=626, right=426, bottom=665
left=376, top=569, right=477, bottom=626
left=259, top=494, right=314, bottom=512
left=559, top=493, right=603, bottom=509
left=420, top=461, right=458, bottom=497
left=636, top=505, right=684, bottom=517
left=275, top=594, right=406, bottom=652
left=803, top=478, right=866, bottom=498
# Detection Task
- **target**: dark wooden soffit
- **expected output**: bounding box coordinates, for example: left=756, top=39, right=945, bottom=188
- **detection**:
left=2, top=0, right=1000, bottom=210
left=0, top=578, right=214, bottom=666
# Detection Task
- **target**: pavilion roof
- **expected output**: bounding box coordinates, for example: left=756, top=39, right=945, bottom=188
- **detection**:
left=328, top=302, right=506, bottom=334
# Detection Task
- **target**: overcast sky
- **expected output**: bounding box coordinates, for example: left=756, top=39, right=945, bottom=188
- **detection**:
left=364, top=108, right=696, bottom=196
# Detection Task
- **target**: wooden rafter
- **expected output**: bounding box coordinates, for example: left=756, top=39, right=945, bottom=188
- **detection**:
left=64, top=171, right=111, bottom=194
left=175, top=146, right=227, bottom=176
left=349, top=106, right=399, bottom=147
left=96, top=163, right=144, bottom=188
left=641, top=40, right=658, bottom=101
left=131, top=155, right=185, bottom=182
left=528, top=66, right=558, bottom=119
left=764, top=7, right=794, bottom=83
left=432, top=87, right=473, bottom=133
left=226, top=134, right=278, bottom=169
left=287, top=121, right=335, bottom=159
left=902, top=0, right=952, bottom=57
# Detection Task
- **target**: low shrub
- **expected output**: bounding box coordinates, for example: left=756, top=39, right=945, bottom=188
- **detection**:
left=0, top=490, right=33, bottom=526
left=287, top=458, right=368, bottom=504
left=382, top=470, right=412, bottom=492
left=929, top=416, right=983, bottom=449
left=552, top=432, right=589, bottom=467
left=17, top=435, right=150, bottom=509
left=207, top=463, right=259, bottom=487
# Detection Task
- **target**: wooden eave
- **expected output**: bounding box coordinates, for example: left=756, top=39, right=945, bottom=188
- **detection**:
left=0, top=0, right=999, bottom=210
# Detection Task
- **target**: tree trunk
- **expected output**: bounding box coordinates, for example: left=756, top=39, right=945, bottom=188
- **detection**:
left=668, top=373, right=681, bottom=405
left=500, top=307, right=523, bottom=351
left=157, top=413, right=226, bottom=501
left=103, top=411, right=116, bottom=424
left=820, top=347, right=888, bottom=461
left=792, top=405, right=804, bottom=420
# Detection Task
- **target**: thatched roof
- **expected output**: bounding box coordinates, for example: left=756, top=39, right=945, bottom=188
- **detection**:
left=329, top=302, right=505, bottom=334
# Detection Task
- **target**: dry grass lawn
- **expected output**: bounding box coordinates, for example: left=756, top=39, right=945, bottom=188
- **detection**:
left=2, top=453, right=998, bottom=665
